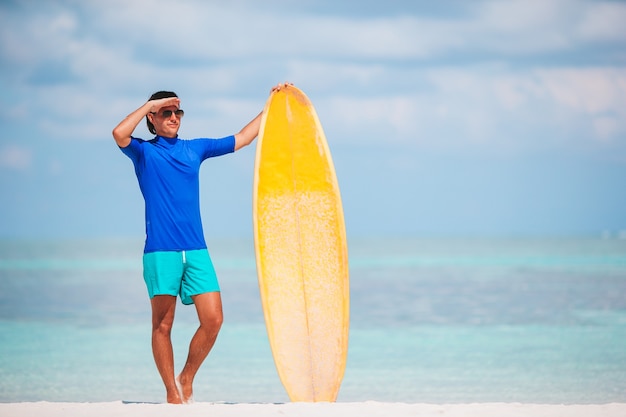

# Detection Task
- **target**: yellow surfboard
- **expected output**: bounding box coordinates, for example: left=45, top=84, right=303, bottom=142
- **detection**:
left=253, top=85, right=350, bottom=402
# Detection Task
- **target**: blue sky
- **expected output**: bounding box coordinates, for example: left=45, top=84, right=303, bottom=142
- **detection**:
left=1, top=0, right=625, bottom=239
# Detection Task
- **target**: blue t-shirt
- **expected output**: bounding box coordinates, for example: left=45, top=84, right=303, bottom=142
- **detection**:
left=120, top=135, right=236, bottom=253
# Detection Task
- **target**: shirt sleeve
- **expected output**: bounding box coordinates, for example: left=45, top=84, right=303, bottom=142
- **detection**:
left=120, top=136, right=144, bottom=162
left=192, top=135, right=236, bottom=161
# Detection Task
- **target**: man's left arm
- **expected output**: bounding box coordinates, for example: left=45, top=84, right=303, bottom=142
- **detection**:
left=234, top=111, right=263, bottom=151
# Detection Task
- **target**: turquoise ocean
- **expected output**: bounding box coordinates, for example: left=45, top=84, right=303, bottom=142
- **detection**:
left=0, top=236, right=625, bottom=404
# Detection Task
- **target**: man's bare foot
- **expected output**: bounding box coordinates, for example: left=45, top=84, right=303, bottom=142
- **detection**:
left=176, top=374, right=194, bottom=404
left=166, top=384, right=183, bottom=404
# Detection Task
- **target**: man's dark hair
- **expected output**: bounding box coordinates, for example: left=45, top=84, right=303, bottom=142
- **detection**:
left=146, top=91, right=178, bottom=134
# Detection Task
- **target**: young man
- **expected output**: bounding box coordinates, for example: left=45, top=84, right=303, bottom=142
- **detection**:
left=112, top=83, right=287, bottom=404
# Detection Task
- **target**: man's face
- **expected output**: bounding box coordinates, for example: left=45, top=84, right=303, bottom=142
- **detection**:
left=149, top=105, right=183, bottom=138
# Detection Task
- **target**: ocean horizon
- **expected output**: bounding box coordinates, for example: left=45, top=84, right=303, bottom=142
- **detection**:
left=1, top=235, right=625, bottom=404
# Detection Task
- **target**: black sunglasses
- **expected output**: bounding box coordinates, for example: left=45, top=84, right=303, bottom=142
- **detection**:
left=151, top=109, right=184, bottom=118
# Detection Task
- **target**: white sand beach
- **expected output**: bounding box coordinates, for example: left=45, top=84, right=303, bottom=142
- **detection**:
left=1, top=401, right=625, bottom=417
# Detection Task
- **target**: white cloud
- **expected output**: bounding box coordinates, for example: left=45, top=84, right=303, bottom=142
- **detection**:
left=2, top=7, right=79, bottom=66
left=54, top=0, right=602, bottom=65
left=316, top=63, right=626, bottom=153
left=578, top=1, right=626, bottom=42
left=475, top=0, right=574, bottom=53
left=536, top=68, right=626, bottom=115
left=0, top=145, right=33, bottom=171
left=321, top=96, right=422, bottom=142
left=2, top=0, right=626, bottom=149
left=4, top=0, right=625, bottom=77
left=593, top=116, right=622, bottom=141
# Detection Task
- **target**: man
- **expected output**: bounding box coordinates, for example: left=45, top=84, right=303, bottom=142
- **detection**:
left=112, top=83, right=287, bottom=404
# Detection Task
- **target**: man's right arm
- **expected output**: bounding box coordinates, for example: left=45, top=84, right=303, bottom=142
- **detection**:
left=112, top=97, right=180, bottom=148
left=112, top=102, right=153, bottom=148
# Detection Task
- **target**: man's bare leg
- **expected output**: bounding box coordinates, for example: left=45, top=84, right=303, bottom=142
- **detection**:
left=177, top=292, right=223, bottom=403
left=150, top=295, right=183, bottom=404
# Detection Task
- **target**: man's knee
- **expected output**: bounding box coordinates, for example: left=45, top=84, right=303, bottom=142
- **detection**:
left=153, top=318, right=174, bottom=335
left=151, top=295, right=177, bottom=332
left=194, top=293, right=224, bottom=330
left=201, top=309, right=223, bottom=331
left=212, top=311, right=224, bottom=329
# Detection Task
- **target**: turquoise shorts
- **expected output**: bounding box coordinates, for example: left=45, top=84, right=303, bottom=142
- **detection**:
left=142, top=249, right=220, bottom=305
